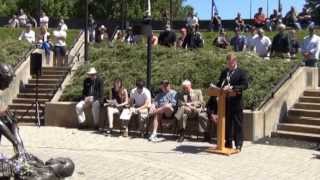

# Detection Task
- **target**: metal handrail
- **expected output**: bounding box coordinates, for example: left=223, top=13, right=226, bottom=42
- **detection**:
left=256, top=63, right=302, bottom=110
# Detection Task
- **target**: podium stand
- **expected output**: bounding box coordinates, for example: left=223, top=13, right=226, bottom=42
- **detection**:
left=207, top=86, right=240, bottom=155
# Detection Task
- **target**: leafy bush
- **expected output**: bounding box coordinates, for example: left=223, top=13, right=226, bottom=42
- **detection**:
left=59, top=29, right=319, bottom=109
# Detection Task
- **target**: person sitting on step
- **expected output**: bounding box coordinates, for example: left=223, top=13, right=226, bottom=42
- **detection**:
left=175, top=80, right=206, bottom=143
left=104, top=78, right=129, bottom=137
left=148, top=80, right=177, bottom=142
left=75, top=67, right=104, bottom=130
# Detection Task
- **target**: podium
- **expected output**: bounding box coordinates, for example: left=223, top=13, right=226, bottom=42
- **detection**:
left=207, top=86, right=240, bottom=155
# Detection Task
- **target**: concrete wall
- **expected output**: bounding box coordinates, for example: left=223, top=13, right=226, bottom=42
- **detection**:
left=45, top=67, right=319, bottom=141
left=0, top=55, right=31, bottom=108
left=254, top=67, right=318, bottom=140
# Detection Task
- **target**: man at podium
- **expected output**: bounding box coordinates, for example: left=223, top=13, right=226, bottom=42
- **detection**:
left=216, top=53, right=248, bottom=151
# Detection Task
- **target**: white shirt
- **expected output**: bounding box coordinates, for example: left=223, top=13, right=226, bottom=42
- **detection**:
left=253, top=35, right=272, bottom=57
left=301, top=34, right=320, bottom=60
left=19, top=30, right=35, bottom=44
left=40, top=16, right=49, bottom=28
left=18, top=14, right=28, bottom=26
left=8, top=18, right=19, bottom=28
left=53, top=30, right=67, bottom=46
left=59, top=23, right=68, bottom=32
left=246, top=34, right=258, bottom=51
left=130, top=87, right=151, bottom=108
left=186, top=16, right=199, bottom=27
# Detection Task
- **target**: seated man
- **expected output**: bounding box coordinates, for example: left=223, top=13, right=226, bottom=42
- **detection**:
left=158, top=25, right=177, bottom=47
left=254, top=7, right=267, bottom=28
left=18, top=23, right=35, bottom=44
left=266, top=9, right=282, bottom=31
left=234, top=13, right=245, bottom=31
left=284, top=6, right=301, bottom=30
left=230, top=28, right=247, bottom=52
left=253, top=28, right=272, bottom=59
left=298, top=7, right=314, bottom=29
left=128, top=79, right=152, bottom=137
left=175, top=80, right=205, bottom=142
left=149, top=80, right=177, bottom=142
left=210, top=12, right=222, bottom=31
left=75, top=67, right=104, bottom=129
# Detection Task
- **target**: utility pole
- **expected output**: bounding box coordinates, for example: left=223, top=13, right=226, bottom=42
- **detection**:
left=144, top=0, right=152, bottom=89
left=84, top=0, right=89, bottom=62
left=170, top=0, right=173, bottom=26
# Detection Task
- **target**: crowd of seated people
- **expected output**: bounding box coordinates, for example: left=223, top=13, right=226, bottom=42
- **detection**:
left=75, top=68, right=218, bottom=143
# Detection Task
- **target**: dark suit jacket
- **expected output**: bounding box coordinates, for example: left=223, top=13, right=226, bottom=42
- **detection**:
left=217, top=67, right=248, bottom=112
left=82, top=76, right=104, bottom=103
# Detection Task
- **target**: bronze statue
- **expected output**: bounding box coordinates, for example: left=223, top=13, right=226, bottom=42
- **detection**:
left=0, top=63, right=75, bottom=179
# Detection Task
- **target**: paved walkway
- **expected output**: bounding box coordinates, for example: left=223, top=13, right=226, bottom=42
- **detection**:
left=0, top=126, right=319, bottom=180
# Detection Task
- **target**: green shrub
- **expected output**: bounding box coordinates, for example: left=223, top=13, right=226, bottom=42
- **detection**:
left=60, top=29, right=313, bottom=109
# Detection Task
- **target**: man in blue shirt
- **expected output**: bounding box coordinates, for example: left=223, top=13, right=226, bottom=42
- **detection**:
left=149, top=80, right=177, bottom=142
left=230, top=28, right=247, bottom=52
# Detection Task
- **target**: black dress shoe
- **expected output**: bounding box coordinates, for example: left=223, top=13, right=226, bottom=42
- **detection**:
left=236, top=145, right=242, bottom=151
left=177, top=135, right=185, bottom=143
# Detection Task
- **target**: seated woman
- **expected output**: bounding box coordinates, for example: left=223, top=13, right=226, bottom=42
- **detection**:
left=105, top=79, right=129, bottom=136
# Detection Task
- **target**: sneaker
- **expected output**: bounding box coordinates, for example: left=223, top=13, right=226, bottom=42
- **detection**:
left=148, top=134, right=157, bottom=142
left=149, top=134, right=164, bottom=142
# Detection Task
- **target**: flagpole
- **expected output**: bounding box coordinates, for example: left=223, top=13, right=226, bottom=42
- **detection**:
left=250, top=0, right=252, bottom=20
left=211, top=0, right=213, bottom=18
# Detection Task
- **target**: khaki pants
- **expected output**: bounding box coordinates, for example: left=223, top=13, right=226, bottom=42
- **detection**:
left=76, top=100, right=100, bottom=127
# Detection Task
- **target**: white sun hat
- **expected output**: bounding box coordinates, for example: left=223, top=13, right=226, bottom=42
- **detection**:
left=87, top=67, right=97, bottom=75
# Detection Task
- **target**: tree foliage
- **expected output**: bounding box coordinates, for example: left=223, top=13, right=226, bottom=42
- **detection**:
left=0, top=0, right=190, bottom=20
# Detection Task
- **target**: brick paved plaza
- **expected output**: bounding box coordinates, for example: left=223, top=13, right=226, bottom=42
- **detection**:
left=0, top=126, right=319, bottom=180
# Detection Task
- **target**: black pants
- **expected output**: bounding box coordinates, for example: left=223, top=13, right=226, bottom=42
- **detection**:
left=225, top=109, right=243, bottom=148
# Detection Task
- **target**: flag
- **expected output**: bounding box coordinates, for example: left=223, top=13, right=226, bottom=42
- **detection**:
left=212, top=0, right=218, bottom=17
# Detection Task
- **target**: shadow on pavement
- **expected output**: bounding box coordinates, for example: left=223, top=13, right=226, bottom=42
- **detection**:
left=253, top=137, right=319, bottom=150
left=173, top=145, right=212, bottom=154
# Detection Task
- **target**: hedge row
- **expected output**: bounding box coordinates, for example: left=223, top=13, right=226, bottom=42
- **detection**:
left=60, top=29, right=315, bottom=109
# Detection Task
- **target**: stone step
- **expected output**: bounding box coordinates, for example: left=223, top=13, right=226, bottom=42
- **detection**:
left=29, top=79, right=60, bottom=84
left=9, top=109, right=44, bottom=116
left=9, top=103, right=45, bottom=109
left=15, top=115, right=44, bottom=125
left=277, top=123, right=320, bottom=134
left=271, top=130, right=320, bottom=142
left=32, top=75, right=65, bottom=79
left=40, top=71, right=68, bottom=75
left=21, top=88, right=54, bottom=94
left=288, top=108, right=320, bottom=118
left=299, top=96, right=320, bottom=103
left=25, top=83, right=58, bottom=89
left=286, top=115, right=320, bottom=126
left=303, top=89, right=320, bottom=97
left=12, top=98, right=49, bottom=104
left=42, top=67, right=70, bottom=71
left=17, top=93, right=53, bottom=99
left=294, top=102, right=320, bottom=110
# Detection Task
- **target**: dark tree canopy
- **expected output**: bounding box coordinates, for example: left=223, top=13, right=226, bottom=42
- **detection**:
left=0, top=0, right=193, bottom=20
left=305, top=0, right=320, bottom=19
